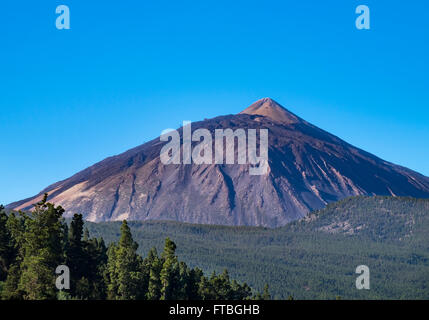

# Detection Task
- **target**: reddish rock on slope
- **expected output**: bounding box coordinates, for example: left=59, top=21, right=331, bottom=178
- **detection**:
left=8, top=98, right=429, bottom=227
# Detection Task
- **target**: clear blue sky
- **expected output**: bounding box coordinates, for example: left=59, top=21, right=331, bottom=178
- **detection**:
left=1, top=0, right=428, bottom=205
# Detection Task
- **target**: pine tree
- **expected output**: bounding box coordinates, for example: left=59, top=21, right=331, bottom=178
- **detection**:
left=198, top=275, right=215, bottom=300
left=1, top=212, right=27, bottom=299
left=160, top=237, right=181, bottom=300
left=5, top=211, right=27, bottom=259
left=83, top=237, right=107, bottom=299
left=262, top=284, right=271, bottom=300
left=1, top=199, right=256, bottom=301
left=186, top=267, right=204, bottom=300
left=140, top=247, right=157, bottom=297
left=1, top=263, right=23, bottom=300
left=0, top=206, right=15, bottom=281
left=146, top=248, right=162, bottom=300
left=105, top=243, right=119, bottom=299
left=210, top=269, right=234, bottom=299
left=106, top=220, right=145, bottom=300
left=66, top=214, right=85, bottom=297
left=18, top=194, right=65, bottom=299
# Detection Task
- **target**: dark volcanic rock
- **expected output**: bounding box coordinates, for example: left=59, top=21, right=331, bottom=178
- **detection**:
left=8, top=98, right=429, bottom=227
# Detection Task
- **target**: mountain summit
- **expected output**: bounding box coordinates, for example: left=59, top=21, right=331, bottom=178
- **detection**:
left=7, top=99, right=429, bottom=227
left=239, top=97, right=301, bottom=124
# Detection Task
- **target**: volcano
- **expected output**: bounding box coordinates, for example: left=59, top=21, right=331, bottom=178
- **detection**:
left=8, top=98, right=429, bottom=227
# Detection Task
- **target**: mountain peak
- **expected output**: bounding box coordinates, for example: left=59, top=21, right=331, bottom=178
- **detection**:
left=239, top=98, right=301, bottom=124
left=8, top=98, right=429, bottom=227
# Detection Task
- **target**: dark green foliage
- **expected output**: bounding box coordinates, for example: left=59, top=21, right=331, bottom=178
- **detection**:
left=254, top=284, right=271, bottom=300
left=160, top=238, right=180, bottom=300
left=105, top=221, right=146, bottom=300
left=146, top=248, right=162, bottom=300
left=0, top=205, right=16, bottom=281
left=4, top=195, right=426, bottom=299
left=0, top=198, right=253, bottom=300
left=17, top=194, right=65, bottom=299
left=262, top=284, right=271, bottom=300
left=83, top=237, right=108, bottom=299
left=103, top=224, right=254, bottom=300
left=84, top=196, right=429, bottom=299
left=1, top=263, right=23, bottom=299
left=66, top=214, right=85, bottom=296
left=66, top=214, right=107, bottom=299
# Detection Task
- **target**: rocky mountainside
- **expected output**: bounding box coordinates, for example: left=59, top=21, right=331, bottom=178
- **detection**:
left=8, top=98, right=429, bottom=227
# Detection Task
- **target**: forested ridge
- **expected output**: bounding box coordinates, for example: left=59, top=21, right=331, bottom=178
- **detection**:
left=84, top=196, right=429, bottom=299
left=1, top=195, right=428, bottom=299
left=0, top=194, right=269, bottom=300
